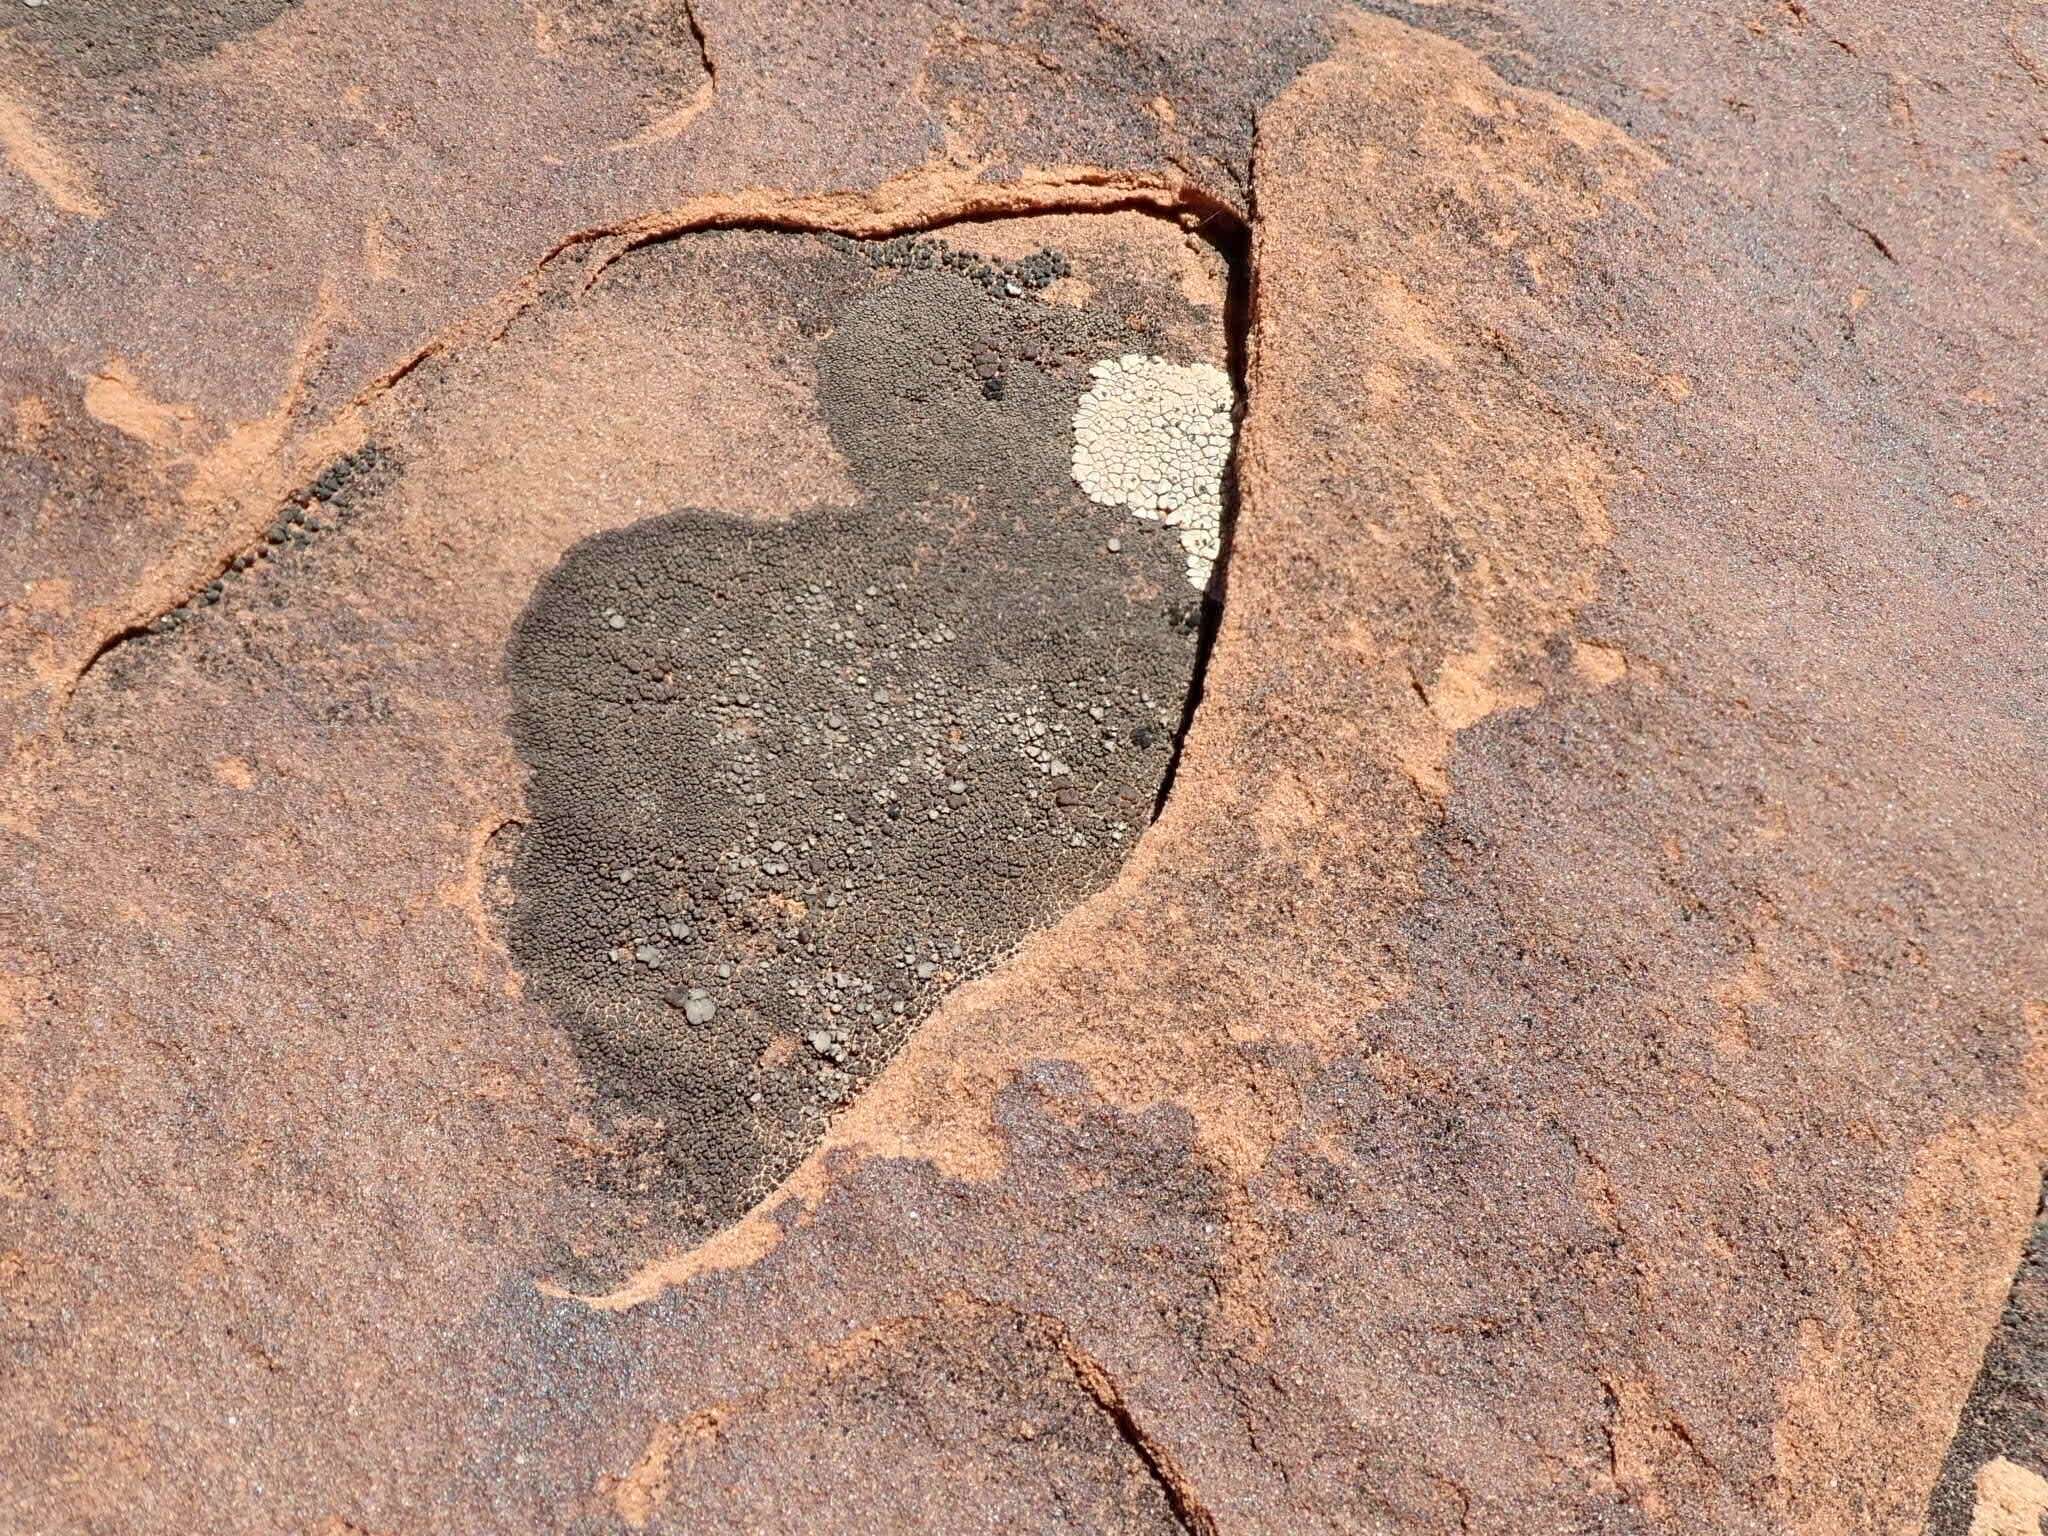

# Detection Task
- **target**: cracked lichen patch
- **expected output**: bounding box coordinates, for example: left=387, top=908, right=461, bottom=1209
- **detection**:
left=1070, top=355, right=1235, bottom=589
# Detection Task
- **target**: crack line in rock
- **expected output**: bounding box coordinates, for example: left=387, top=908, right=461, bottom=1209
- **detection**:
left=610, top=1296, right=1217, bottom=1533
left=681, top=0, right=715, bottom=92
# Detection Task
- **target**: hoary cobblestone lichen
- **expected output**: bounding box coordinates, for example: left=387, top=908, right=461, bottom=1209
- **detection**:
left=1070, top=355, right=1236, bottom=589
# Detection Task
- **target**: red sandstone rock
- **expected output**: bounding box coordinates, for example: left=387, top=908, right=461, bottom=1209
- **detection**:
left=2, top=4, right=2043, bottom=1532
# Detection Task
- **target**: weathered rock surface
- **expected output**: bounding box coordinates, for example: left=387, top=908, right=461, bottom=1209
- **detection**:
left=1, top=2, right=2043, bottom=1533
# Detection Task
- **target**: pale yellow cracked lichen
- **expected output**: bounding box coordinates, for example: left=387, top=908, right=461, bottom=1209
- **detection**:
left=1070, top=355, right=1234, bottom=589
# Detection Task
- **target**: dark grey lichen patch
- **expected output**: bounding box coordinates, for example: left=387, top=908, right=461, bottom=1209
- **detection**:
left=506, top=231, right=1229, bottom=1264
left=129, top=444, right=395, bottom=646
left=1927, top=1170, right=2048, bottom=1533
left=820, top=231, right=1072, bottom=303
left=3, top=0, right=300, bottom=77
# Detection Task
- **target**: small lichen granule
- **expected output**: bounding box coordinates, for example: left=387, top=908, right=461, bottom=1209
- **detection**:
left=1069, top=355, right=1235, bottom=589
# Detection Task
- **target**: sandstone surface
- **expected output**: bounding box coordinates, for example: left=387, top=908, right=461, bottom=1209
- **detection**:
left=2, top=3, right=2044, bottom=1532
